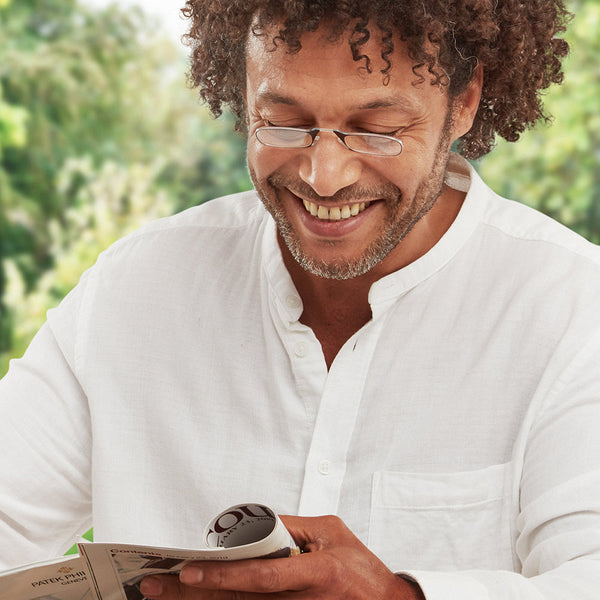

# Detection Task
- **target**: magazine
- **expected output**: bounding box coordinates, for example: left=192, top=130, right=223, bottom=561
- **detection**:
left=0, top=554, right=90, bottom=600
left=0, top=503, right=299, bottom=600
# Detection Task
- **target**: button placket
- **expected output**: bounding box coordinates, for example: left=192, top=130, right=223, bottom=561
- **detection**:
left=318, top=460, right=330, bottom=475
left=298, top=317, right=387, bottom=517
left=294, top=341, right=307, bottom=358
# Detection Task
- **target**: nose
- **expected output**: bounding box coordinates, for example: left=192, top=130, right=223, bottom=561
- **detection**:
left=297, top=132, right=363, bottom=197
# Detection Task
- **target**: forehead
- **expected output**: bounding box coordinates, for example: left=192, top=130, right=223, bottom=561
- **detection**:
left=245, top=24, right=437, bottom=115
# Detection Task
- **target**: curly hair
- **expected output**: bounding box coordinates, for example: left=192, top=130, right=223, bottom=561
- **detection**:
left=181, top=0, right=571, bottom=159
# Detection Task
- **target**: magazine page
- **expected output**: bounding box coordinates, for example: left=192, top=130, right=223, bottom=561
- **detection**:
left=79, top=504, right=298, bottom=600
left=0, top=555, right=91, bottom=600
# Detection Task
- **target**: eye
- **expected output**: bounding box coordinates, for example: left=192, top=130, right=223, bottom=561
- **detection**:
left=360, top=127, right=403, bottom=137
left=349, top=121, right=404, bottom=137
left=260, top=115, right=313, bottom=129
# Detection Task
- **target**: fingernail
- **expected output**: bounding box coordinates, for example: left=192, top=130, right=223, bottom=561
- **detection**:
left=180, top=565, right=204, bottom=584
left=140, top=576, right=163, bottom=597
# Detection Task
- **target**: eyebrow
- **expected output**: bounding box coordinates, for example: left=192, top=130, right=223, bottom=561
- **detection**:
left=356, top=96, right=422, bottom=114
left=255, top=90, right=299, bottom=107
left=255, top=90, right=421, bottom=114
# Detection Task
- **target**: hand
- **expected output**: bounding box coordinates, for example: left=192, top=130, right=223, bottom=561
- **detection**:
left=139, top=514, right=425, bottom=599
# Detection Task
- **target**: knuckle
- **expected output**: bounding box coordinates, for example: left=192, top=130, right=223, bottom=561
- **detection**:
left=255, top=562, right=283, bottom=592
left=316, top=548, right=358, bottom=596
left=323, top=514, right=344, bottom=529
left=211, top=566, right=230, bottom=589
left=195, top=565, right=228, bottom=591
left=320, top=514, right=350, bottom=541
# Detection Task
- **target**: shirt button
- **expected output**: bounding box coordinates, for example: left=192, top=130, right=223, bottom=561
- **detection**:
left=318, top=460, right=330, bottom=475
left=286, top=295, right=302, bottom=310
left=294, top=342, right=307, bottom=358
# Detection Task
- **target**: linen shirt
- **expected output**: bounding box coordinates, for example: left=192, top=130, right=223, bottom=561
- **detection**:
left=1, top=155, right=600, bottom=599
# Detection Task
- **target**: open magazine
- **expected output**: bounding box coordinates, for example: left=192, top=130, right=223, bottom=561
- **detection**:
left=0, top=503, right=299, bottom=600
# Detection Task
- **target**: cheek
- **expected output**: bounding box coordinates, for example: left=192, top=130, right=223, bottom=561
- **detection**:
left=246, top=142, right=259, bottom=175
left=247, top=143, right=289, bottom=181
left=373, top=160, right=418, bottom=197
left=379, top=137, right=441, bottom=196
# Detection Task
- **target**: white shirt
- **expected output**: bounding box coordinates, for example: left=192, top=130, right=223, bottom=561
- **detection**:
left=1, top=155, right=600, bottom=599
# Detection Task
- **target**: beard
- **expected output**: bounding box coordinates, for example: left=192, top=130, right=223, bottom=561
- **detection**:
left=249, top=119, right=454, bottom=281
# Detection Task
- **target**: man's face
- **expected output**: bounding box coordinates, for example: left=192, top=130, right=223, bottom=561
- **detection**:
left=245, top=25, right=470, bottom=280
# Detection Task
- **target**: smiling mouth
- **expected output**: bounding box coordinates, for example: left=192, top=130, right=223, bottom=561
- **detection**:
left=301, top=199, right=372, bottom=221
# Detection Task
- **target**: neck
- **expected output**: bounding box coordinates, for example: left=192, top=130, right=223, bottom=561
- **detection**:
left=281, top=249, right=374, bottom=368
left=279, top=184, right=466, bottom=367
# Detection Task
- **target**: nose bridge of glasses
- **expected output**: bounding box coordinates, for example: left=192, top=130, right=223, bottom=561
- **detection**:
left=311, top=128, right=350, bottom=150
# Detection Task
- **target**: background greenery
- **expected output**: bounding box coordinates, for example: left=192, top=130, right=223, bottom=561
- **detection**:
left=0, top=0, right=251, bottom=375
left=0, top=0, right=599, bottom=379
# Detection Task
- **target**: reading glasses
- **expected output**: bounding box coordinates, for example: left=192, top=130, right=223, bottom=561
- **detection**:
left=255, top=126, right=404, bottom=157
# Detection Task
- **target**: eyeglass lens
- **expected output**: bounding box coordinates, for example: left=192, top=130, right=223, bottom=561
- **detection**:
left=255, top=127, right=402, bottom=156
left=257, top=128, right=313, bottom=148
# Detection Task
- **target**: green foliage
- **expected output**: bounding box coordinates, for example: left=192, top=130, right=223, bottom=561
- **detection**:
left=476, top=1, right=600, bottom=242
left=0, top=0, right=251, bottom=375
left=65, top=528, right=93, bottom=555
left=0, top=83, right=28, bottom=153
left=1, top=1, right=179, bottom=274
left=0, top=81, right=28, bottom=354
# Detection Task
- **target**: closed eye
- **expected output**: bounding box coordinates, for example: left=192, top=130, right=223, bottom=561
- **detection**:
left=356, top=127, right=403, bottom=137
left=262, top=119, right=312, bottom=130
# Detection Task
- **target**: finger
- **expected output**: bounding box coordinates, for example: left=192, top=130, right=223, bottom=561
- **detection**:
left=140, top=571, right=300, bottom=599
left=140, top=574, right=189, bottom=599
left=140, top=574, right=226, bottom=599
left=180, top=553, right=328, bottom=594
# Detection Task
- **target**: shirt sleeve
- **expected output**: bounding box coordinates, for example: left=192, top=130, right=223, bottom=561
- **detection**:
left=399, top=330, right=600, bottom=599
left=0, top=280, right=92, bottom=570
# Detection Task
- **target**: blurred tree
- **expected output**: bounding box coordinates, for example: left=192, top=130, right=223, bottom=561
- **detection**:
left=0, top=0, right=251, bottom=374
left=1, top=0, right=176, bottom=280
left=0, top=79, right=28, bottom=355
left=477, top=0, right=600, bottom=242
left=1, top=0, right=250, bottom=274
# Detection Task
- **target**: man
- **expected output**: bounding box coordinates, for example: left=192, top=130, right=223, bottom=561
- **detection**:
left=1, top=1, right=599, bottom=599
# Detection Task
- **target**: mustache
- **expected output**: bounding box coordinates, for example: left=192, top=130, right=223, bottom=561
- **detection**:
left=267, top=172, right=402, bottom=204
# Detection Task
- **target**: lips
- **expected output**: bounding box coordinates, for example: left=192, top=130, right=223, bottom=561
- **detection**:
left=301, top=199, right=372, bottom=221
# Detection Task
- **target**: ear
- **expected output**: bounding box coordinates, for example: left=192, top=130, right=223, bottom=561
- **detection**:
left=450, top=62, right=483, bottom=142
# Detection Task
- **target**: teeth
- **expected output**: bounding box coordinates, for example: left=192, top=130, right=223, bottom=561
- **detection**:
left=317, top=205, right=329, bottom=219
left=302, top=200, right=371, bottom=221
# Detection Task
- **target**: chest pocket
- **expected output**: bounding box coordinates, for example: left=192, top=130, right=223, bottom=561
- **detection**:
left=368, top=463, right=515, bottom=572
